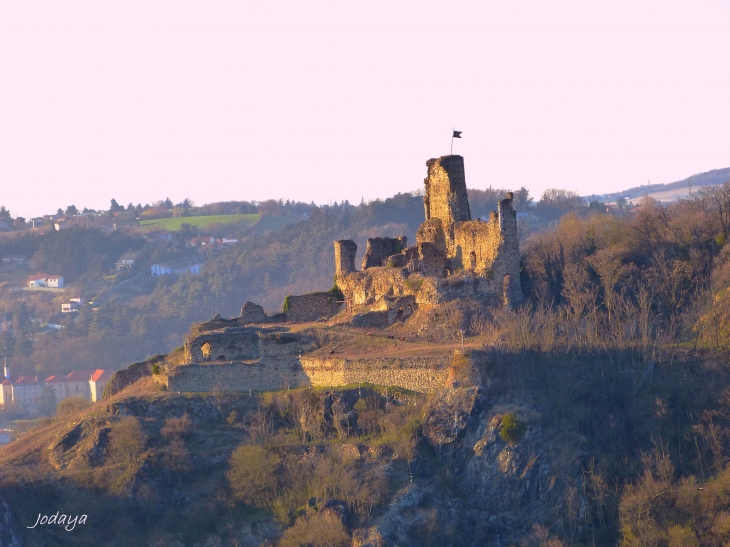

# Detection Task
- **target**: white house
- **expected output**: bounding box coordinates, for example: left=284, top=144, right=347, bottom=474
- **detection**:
left=61, top=297, right=82, bottom=313
left=27, top=275, right=46, bottom=287
left=115, top=252, right=138, bottom=273
left=46, top=275, right=65, bottom=288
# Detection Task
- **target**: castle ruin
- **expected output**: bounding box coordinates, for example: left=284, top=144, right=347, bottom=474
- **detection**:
left=335, top=155, right=522, bottom=324
left=161, top=154, right=523, bottom=395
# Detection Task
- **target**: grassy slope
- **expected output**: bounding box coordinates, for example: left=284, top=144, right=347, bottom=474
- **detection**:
left=138, top=214, right=261, bottom=231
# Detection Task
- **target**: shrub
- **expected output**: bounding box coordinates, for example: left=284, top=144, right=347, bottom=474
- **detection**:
left=107, top=417, right=148, bottom=488
left=278, top=511, right=350, bottom=547
left=500, top=412, right=525, bottom=445
left=405, top=278, right=424, bottom=292
left=151, top=363, right=160, bottom=375
left=283, top=295, right=293, bottom=312
left=56, top=396, right=91, bottom=418
left=329, top=284, right=345, bottom=302
left=226, top=410, right=239, bottom=425
left=226, top=445, right=280, bottom=506
left=161, top=413, right=192, bottom=439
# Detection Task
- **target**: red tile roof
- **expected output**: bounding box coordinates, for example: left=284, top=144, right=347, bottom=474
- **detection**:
left=45, top=375, right=66, bottom=383
left=90, top=369, right=112, bottom=382
left=65, top=370, right=94, bottom=382
left=13, top=376, right=41, bottom=385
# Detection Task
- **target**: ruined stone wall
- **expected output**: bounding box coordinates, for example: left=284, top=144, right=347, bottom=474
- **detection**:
left=416, top=219, right=446, bottom=254
left=361, top=236, right=407, bottom=270
left=167, top=359, right=310, bottom=392
left=184, top=327, right=260, bottom=363
left=337, top=267, right=414, bottom=307
left=418, top=242, right=446, bottom=278
left=451, top=219, right=501, bottom=275
left=334, top=240, right=358, bottom=275
left=166, top=355, right=450, bottom=393
left=239, top=301, right=267, bottom=324
left=285, top=293, right=342, bottom=323
left=492, top=196, right=523, bottom=306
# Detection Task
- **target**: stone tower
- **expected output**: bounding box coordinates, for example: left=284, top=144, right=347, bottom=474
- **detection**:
left=423, top=155, right=471, bottom=225
left=334, top=239, right=358, bottom=276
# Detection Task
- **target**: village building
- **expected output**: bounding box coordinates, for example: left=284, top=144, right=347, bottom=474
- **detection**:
left=151, top=259, right=201, bottom=276
left=61, top=297, right=82, bottom=313
left=188, top=236, right=215, bottom=247
left=90, top=370, right=112, bottom=402
left=63, top=370, right=94, bottom=400
left=115, top=252, right=139, bottom=273
left=0, top=379, right=13, bottom=406
left=12, top=376, right=44, bottom=412
left=27, top=274, right=47, bottom=288
left=46, top=275, right=65, bottom=288
left=45, top=375, right=68, bottom=403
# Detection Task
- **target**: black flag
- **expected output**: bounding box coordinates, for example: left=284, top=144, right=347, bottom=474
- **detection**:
left=453, top=131, right=462, bottom=138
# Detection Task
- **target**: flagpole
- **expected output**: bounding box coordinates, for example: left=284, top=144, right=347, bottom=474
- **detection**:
left=451, top=127, right=454, bottom=155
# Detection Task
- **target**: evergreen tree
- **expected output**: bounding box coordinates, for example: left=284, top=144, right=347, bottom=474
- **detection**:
left=38, top=385, right=57, bottom=416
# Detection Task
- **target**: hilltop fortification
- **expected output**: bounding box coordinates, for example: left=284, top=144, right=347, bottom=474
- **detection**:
left=162, top=154, right=523, bottom=395
left=335, top=155, right=522, bottom=325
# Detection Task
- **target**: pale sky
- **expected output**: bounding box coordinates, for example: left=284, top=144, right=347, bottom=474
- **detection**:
left=1, top=0, right=728, bottom=218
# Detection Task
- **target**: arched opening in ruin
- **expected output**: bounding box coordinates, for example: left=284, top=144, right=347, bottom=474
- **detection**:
left=469, top=251, right=477, bottom=270
left=201, top=342, right=211, bottom=361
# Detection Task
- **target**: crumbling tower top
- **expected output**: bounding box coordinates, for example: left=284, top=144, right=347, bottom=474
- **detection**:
left=423, top=155, right=471, bottom=225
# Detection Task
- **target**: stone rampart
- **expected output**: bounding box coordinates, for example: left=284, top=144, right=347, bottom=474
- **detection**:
left=285, top=293, right=342, bottom=322
left=166, top=356, right=451, bottom=393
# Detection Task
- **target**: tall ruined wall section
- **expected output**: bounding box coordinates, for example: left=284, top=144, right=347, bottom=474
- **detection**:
left=493, top=195, right=523, bottom=306
left=166, top=356, right=451, bottom=393
left=424, top=155, right=470, bottom=256
left=451, top=216, right=501, bottom=275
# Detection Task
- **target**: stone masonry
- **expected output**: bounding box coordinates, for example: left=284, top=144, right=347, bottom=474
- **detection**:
left=335, top=154, right=523, bottom=320
left=361, top=236, right=408, bottom=270
left=284, top=293, right=342, bottom=323
left=165, top=354, right=461, bottom=394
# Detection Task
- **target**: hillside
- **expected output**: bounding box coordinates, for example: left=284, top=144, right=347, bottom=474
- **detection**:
left=2, top=310, right=730, bottom=547
left=600, top=166, right=730, bottom=201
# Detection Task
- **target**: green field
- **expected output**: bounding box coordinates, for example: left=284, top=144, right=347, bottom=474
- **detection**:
left=138, top=214, right=261, bottom=232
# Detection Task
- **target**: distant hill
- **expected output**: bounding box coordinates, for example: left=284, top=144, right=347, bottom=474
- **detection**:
left=595, top=166, right=730, bottom=202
